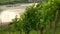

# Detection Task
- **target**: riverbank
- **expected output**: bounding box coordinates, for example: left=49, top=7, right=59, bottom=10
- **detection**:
left=0, top=0, right=40, bottom=5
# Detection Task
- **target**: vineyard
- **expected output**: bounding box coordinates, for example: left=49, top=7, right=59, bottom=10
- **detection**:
left=0, top=0, right=60, bottom=34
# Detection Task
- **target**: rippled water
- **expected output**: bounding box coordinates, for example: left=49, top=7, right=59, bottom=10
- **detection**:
left=0, top=11, right=16, bottom=22
left=0, top=3, right=34, bottom=24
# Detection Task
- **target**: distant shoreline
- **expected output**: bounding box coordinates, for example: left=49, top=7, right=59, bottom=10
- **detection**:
left=0, top=1, right=39, bottom=5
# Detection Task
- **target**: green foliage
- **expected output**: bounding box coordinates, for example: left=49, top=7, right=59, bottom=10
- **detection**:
left=20, top=0, right=58, bottom=34
left=10, top=15, right=18, bottom=31
left=39, top=0, right=57, bottom=26
left=54, top=0, right=60, bottom=6
left=1, top=0, right=60, bottom=34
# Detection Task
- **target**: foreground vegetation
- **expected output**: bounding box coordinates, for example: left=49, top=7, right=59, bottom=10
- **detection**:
left=0, top=0, right=60, bottom=34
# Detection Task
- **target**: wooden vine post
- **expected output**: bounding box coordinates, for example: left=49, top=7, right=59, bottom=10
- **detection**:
left=53, top=5, right=60, bottom=34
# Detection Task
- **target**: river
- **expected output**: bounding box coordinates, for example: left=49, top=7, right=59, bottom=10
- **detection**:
left=0, top=3, right=37, bottom=24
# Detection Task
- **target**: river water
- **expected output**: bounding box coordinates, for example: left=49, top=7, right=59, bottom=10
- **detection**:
left=0, top=3, right=36, bottom=24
